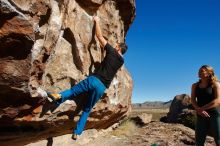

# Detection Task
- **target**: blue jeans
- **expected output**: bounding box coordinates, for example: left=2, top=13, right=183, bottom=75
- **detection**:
left=58, top=76, right=106, bottom=135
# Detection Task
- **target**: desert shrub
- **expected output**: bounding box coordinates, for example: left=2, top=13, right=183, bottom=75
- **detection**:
left=111, top=119, right=137, bottom=137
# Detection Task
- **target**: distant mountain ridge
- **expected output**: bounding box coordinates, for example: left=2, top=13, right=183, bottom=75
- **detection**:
left=132, top=100, right=172, bottom=109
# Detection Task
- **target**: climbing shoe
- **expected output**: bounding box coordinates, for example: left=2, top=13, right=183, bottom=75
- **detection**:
left=71, top=133, right=78, bottom=140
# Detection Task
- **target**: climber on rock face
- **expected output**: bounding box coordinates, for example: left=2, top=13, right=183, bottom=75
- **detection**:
left=47, top=16, right=128, bottom=140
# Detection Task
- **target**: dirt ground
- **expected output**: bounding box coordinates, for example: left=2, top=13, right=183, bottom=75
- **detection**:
left=26, top=108, right=215, bottom=146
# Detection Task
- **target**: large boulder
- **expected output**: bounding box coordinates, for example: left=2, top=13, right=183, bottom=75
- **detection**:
left=0, top=0, right=135, bottom=145
left=166, top=94, right=193, bottom=123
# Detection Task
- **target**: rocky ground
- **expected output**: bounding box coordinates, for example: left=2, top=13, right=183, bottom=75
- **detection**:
left=26, top=109, right=215, bottom=146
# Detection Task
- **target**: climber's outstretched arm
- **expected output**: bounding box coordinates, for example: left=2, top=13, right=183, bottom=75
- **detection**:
left=93, top=16, right=107, bottom=48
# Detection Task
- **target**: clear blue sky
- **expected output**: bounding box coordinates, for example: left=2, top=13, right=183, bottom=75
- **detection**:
left=124, top=0, right=220, bottom=103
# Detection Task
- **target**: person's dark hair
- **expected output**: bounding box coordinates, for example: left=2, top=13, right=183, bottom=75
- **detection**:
left=118, top=43, right=128, bottom=54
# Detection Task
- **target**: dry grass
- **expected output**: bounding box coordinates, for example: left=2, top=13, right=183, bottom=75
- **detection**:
left=110, top=108, right=169, bottom=138
left=131, top=108, right=169, bottom=121
left=110, top=119, right=138, bottom=137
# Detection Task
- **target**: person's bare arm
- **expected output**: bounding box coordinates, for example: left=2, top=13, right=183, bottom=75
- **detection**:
left=93, top=16, right=107, bottom=48
left=191, top=83, right=199, bottom=109
left=202, top=82, right=220, bottom=110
